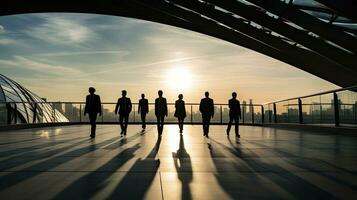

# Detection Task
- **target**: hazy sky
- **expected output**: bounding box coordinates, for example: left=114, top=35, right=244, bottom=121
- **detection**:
left=0, top=13, right=338, bottom=104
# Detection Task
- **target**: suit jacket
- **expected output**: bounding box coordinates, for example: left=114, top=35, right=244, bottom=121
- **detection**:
left=174, top=99, right=186, bottom=118
left=155, top=97, right=168, bottom=117
left=115, top=97, right=132, bottom=115
left=84, top=94, right=101, bottom=114
left=199, top=97, right=214, bottom=117
left=138, top=98, right=149, bottom=114
left=229, top=98, right=241, bottom=118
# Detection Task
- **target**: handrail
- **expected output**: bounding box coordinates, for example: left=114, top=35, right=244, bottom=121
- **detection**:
left=263, top=85, right=357, bottom=105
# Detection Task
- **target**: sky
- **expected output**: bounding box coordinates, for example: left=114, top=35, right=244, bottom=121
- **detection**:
left=0, top=13, right=338, bottom=104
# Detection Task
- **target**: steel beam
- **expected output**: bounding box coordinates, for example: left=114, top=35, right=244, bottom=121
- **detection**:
left=244, top=0, right=357, bottom=54
left=314, top=0, right=357, bottom=21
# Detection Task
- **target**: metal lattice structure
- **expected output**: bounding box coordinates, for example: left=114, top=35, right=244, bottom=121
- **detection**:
left=1, top=0, right=357, bottom=86
left=0, top=74, right=68, bottom=124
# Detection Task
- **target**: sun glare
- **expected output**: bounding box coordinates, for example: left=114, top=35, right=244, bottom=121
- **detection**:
left=166, top=66, right=194, bottom=90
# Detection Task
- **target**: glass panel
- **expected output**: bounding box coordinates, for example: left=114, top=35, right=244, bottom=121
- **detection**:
left=338, top=90, right=357, bottom=127
left=0, top=102, right=7, bottom=125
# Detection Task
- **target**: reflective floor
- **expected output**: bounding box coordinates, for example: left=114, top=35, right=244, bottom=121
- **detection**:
left=0, top=125, right=357, bottom=200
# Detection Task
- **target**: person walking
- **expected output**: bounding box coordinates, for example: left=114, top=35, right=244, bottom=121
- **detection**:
left=155, top=90, right=167, bottom=136
left=115, top=90, right=132, bottom=136
left=174, top=94, right=186, bottom=134
left=84, top=87, right=102, bottom=138
left=199, top=91, right=214, bottom=137
left=138, top=93, right=149, bottom=131
left=226, top=92, right=242, bottom=138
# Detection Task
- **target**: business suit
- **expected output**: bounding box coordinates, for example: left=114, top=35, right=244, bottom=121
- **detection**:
left=174, top=99, right=186, bottom=132
left=227, top=98, right=241, bottom=136
left=138, top=98, right=149, bottom=129
left=199, top=97, right=214, bottom=136
left=84, top=94, right=101, bottom=137
left=115, top=97, right=132, bottom=135
left=155, top=97, right=167, bottom=135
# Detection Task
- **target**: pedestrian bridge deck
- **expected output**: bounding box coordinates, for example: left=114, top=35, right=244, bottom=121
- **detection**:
left=0, top=125, right=357, bottom=199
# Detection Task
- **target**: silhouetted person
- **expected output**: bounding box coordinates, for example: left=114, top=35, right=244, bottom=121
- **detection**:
left=138, top=93, right=149, bottom=131
left=115, top=90, right=132, bottom=136
left=84, top=87, right=102, bottom=138
left=174, top=94, right=186, bottom=134
left=155, top=90, right=167, bottom=136
left=227, top=92, right=242, bottom=137
left=199, top=91, right=214, bottom=137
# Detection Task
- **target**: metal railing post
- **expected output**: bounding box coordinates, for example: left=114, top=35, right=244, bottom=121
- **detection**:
left=79, top=104, right=82, bottom=123
left=273, top=103, right=277, bottom=123
left=220, top=105, right=223, bottom=124
left=261, top=106, right=264, bottom=124
left=298, top=98, right=303, bottom=124
left=333, top=92, right=340, bottom=126
left=133, top=104, right=136, bottom=123
left=190, top=105, right=193, bottom=123
left=251, top=105, right=254, bottom=124
left=101, top=105, right=104, bottom=123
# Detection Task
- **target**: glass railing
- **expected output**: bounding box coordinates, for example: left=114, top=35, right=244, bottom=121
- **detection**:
left=1, top=86, right=356, bottom=128
left=0, top=102, right=263, bottom=125
left=262, top=86, right=357, bottom=127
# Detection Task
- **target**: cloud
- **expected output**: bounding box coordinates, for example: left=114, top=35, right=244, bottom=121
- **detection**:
left=34, top=50, right=130, bottom=57
left=23, top=16, right=95, bottom=45
left=0, top=38, right=18, bottom=45
left=0, top=56, right=81, bottom=75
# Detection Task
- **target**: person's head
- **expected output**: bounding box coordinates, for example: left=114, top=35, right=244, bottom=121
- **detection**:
left=232, top=92, right=237, bottom=99
left=88, top=87, right=96, bottom=94
left=178, top=94, right=183, bottom=100
left=158, top=90, right=163, bottom=97
left=141, top=93, right=145, bottom=99
left=122, top=90, right=127, bottom=97
left=205, top=91, right=209, bottom=98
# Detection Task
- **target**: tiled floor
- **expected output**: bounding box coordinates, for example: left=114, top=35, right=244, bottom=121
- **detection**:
left=0, top=125, right=357, bottom=199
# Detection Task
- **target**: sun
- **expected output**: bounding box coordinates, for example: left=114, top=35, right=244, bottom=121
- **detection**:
left=166, top=66, right=194, bottom=90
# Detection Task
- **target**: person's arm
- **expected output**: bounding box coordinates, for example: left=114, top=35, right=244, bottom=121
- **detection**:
left=165, top=99, right=168, bottom=116
left=238, top=101, right=241, bottom=119
left=199, top=100, right=203, bottom=113
left=98, top=96, right=102, bottom=116
left=114, top=99, right=119, bottom=115
left=128, top=98, right=132, bottom=113
left=84, top=96, right=89, bottom=116
left=211, top=99, right=214, bottom=118
left=146, top=100, right=149, bottom=114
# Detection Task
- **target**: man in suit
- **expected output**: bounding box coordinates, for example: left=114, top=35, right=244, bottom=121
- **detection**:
left=199, top=91, right=214, bottom=137
left=84, top=87, right=102, bottom=138
left=227, top=92, right=242, bottom=138
left=155, top=90, right=167, bottom=136
left=115, top=90, right=132, bottom=136
left=138, top=93, right=149, bottom=131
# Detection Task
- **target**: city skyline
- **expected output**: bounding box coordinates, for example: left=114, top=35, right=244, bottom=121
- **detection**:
left=0, top=13, right=338, bottom=104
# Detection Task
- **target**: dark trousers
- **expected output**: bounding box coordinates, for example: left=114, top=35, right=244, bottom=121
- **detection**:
left=89, top=112, right=98, bottom=136
left=178, top=118, right=184, bottom=131
left=141, top=113, right=147, bottom=129
left=119, top=114, right=129, bottom=134
left=227, top=115, right=239, bottom=135
left=156, top=115, right=165, bottom=135
left=202, top=115, right=211, bottom=135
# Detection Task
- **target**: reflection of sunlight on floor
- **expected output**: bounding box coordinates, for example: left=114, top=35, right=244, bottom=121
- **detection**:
left=40, top=131, right=50, bottom=139
left=167, top=125, right=180, bottom=151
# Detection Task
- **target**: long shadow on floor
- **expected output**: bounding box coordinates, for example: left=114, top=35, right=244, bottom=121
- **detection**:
left=173, top=134, right=193, bottom=200
left=106, top=136, right=162, bottom=199
left=208, top=137, right=335, bottom=199
left=0, top=131, right=144, bottom=191
left=54, top=143, right=141, bottom=199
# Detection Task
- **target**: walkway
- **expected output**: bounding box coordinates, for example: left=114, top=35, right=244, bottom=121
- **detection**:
left=0, top=125, right=357, bottom=199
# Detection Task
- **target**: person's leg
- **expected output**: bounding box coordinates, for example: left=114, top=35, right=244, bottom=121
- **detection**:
left=180, top=118, right=184, bottom=131
left=227, top=115, right=233, bottom=135
left=89, top=113, right=97, bottom=137
left=202, top=116, right=206, bottom=135
left=160, top=115, right=165, bottom=134
left=141, top=113, right=146, bottom=129
left=124, top=114, right=129, bottom=135
left=156, top=116, right=160, bottom=134
left=234, top=116, right=239, bottom=137
left=206, top=117, right=211, bottom=135
left=119, top=114, right=124, bottom=134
